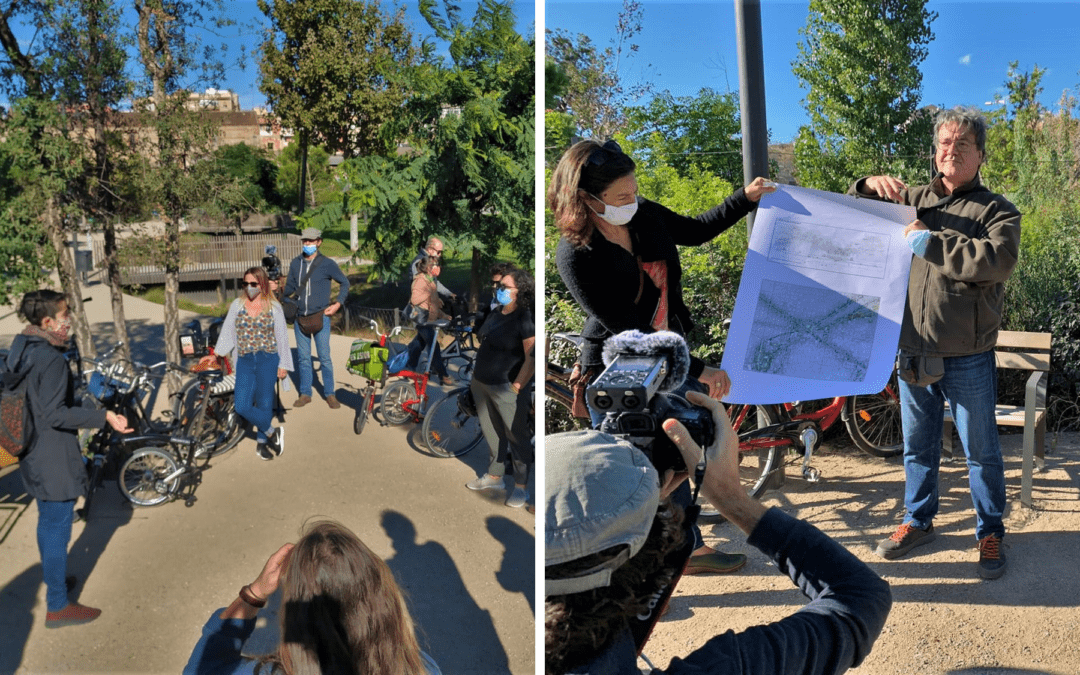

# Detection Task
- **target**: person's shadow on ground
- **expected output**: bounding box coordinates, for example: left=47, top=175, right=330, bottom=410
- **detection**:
left=380, top=510, right=511, bottom=674
left=485, top=515, right=534, bottom=615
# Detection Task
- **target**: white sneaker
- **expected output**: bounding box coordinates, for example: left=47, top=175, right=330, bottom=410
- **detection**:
left=505, top=486, right=529, bottom=508
left=466, top=474, right=504, bottom=491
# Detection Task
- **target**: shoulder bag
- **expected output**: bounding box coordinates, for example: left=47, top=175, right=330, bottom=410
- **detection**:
left=282, top=254, right=324, bottom=323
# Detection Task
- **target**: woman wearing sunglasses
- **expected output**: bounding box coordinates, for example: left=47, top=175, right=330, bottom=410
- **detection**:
left=200, top=266, right=292, bottom=461
left=547, top=139, right=775, bottom=574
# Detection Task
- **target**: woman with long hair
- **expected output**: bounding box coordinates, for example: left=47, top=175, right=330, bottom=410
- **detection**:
left=184, top=520, right=440, bottom=675
left=548, top=139, right=776, bottom=574
left=465, top=267, right=535, bottom=508
left=199, top=266, right=291, bottom=461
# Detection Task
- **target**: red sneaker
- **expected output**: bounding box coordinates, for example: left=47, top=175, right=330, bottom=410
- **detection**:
left=45, top=602, right=102, bottom=628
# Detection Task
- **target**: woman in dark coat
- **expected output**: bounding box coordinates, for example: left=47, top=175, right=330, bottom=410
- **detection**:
left=10, top=290, right=131, bottom=627
left=548, top=139, right=776, bottom=574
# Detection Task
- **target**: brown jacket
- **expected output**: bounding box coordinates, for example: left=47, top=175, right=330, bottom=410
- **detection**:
left=850, top=175, right=1021, bottom=357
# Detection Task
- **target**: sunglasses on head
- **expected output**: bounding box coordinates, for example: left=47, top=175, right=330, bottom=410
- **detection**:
left=586, top=140, right=624, bottom=167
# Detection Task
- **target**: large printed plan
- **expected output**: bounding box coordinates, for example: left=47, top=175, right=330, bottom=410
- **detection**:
left=721, top=184, right=916, bottom=404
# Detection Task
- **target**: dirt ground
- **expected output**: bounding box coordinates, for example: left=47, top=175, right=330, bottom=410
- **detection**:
left=644, top=429, right=1080, bottom=675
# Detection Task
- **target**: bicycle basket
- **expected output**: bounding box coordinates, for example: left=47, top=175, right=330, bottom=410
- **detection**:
left=347, top=339, right=390, bottom=381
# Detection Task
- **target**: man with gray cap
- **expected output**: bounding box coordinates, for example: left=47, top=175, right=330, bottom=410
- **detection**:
left=545, top=391, right=892, bottom=674
left=282, top=227, right=350, bottom=409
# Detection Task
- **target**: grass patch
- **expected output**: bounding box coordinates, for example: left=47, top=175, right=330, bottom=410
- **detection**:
left=126, top=286, right=231, bottom=317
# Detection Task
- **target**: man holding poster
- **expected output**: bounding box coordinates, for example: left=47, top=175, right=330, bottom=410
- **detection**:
left=852, top=106, right=1021, bottom=579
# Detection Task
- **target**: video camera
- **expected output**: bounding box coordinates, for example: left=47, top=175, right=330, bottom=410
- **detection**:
left=587, top=331, right=715, bottom=477
left=262, top=244, right=283, bottom=281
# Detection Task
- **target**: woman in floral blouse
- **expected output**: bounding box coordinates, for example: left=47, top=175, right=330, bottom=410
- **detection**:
left=201, top=267, right=293, bottom=460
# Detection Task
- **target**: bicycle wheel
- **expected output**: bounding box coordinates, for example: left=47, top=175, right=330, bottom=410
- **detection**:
left=380, top=380, right=417, bottom=426
left=727, top=403, right=784, bottom=499
left=119, top=447, right=179, bottom=507
left=354, top=387, right=374, bottom=435
left=185, top=392, right=244, bottom=457
left=445, top=353, right=475, bottom=383
left=845, top=371, right=904, bottom=458
left=423, top=387, right=483, bottom=457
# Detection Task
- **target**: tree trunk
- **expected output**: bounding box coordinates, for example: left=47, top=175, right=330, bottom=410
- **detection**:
left=298, top=131, right=309, bottom=214
left=469, top=246, right=482, bottom=313
left=162, top=214, right=182, bottom=394
left=103, top=218, right=130, bottom=361
left=44, top=197, right=94, bottom=358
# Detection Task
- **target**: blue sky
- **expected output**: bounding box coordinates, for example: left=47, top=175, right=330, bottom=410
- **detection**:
left=545, top=0, right=1080, bottom=143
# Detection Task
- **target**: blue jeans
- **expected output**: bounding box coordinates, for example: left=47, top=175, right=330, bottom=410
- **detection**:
left=406, top=324, right=447, bottom=379
left=37, top=499, right=75, bottom=611
left=898, top=350, right=1006, bottom=541
left=294, top=315, right=334, bottom=398
left=234, top=351, right=278, bottom=443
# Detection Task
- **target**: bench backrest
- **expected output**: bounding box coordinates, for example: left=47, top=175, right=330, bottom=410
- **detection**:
left=994, top=331, right=1051, bottom=372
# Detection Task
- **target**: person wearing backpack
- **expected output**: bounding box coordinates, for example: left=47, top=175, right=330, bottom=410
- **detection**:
left=10, top=290, right=132, bottom=628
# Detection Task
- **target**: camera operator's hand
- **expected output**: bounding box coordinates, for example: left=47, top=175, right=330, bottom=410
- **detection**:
left=697, top=365, right=731, bottom=400
left=662, top=391, right=767, bottom=536
left=268, top=279, right=279, bottom=293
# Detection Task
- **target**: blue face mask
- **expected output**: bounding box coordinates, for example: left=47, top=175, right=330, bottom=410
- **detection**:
left=496, top=287, right=514, bottom=306
left=302, top=244, right=317, bottom=256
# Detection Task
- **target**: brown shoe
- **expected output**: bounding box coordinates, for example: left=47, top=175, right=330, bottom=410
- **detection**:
left=294, top=395, right=312, bottom=408
left=684, top=551, right=748, bottom=575
left=45, top=602, right=101, bottom=628
left=326, top=395, right=341, bottom=409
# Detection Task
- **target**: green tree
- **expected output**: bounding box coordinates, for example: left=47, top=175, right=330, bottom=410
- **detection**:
left=792, top=0, right=937, bottom=192
left=622, top=88, right=742, bottom=184
left=258, top=0, right=418, bottom=212
left=348, top=0, right=533, bottom=308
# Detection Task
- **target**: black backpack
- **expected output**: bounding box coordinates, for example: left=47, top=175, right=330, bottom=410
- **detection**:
left=0, top=336, right=37, bottom=460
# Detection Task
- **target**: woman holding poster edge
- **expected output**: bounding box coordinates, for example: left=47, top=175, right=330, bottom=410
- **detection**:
left=548, top=138, right=775, bottom=575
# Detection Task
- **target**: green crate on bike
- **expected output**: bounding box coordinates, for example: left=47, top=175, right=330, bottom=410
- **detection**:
left=347, top=339, right=390, bottom=381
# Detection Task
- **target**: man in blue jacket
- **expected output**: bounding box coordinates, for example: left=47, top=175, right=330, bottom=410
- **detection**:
left=282, top=227, right=350, bottom=409
left=12, top=290, right=131, bottom=627
left=545, top=391, right=892, bottom=675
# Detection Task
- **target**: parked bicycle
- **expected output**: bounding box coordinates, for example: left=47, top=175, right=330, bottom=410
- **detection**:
left=117, top=368, right=229, bottom=508
left=379, top=319, right=463, bottom=427
left=439, top=313, right=482, bottom=382
left=347, top=318, right=407, bottom=436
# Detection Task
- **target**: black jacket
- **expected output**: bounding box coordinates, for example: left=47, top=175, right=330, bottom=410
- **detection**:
left=556, top=191, right=755, bottom=377
left=14, top=334, right=106, bottom=502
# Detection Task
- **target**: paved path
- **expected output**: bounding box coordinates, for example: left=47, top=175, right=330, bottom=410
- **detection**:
left=0, top=281, right=535, bottom=674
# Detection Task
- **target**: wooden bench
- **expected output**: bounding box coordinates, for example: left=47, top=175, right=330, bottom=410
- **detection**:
left=942, top=330, right=1051, bottom=508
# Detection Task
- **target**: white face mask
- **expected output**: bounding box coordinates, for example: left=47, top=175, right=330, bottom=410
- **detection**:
left=246, top=285, right=261, bottom=300
left=588, top=195, right=638, bottom=226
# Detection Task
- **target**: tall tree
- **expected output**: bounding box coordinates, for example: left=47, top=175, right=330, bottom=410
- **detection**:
left=347, top=0, right=533, bottom=308
left=258, top=0, right=418, bottom=213
left=133, top=0, right=229, bottom=392
left=546, top=0, right=651, bottom=139
left=792, top=0, right=937, bottom=192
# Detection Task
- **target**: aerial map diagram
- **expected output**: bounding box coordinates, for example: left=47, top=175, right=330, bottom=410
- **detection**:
left=743, top=280, right=879, bottom=381
left=722, top=184, right=916, bottom=404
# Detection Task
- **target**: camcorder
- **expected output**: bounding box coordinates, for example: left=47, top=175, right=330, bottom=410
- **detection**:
left=588, top=333, right=715, bottom=476
left=262, top=245, right=283, bottom=281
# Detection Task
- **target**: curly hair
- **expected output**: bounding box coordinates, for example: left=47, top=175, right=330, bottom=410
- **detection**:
left=547, top=140, right=636, bottom=249
left=506, top=267, right=535, bottom=310
left=544, top=499, right=686, bottom=675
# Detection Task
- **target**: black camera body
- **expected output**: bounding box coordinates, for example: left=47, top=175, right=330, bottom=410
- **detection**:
left=590, top=355, right=715, bottom=476
left=262, top=244, right=282, bottom=281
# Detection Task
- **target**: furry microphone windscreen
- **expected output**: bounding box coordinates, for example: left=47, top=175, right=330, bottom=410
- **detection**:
left=601, top=330, right=690, bottom=393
